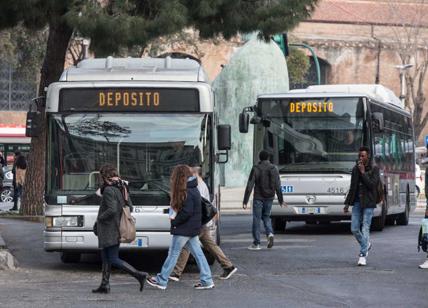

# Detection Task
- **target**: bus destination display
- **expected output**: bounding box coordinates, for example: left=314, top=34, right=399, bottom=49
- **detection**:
left=59, top=88, right=200, bottom=112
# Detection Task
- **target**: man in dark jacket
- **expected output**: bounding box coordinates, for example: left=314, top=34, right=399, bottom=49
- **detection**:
left=243, top=150, right=285, bottom=250
left=344, top=146, right=380, bottom=266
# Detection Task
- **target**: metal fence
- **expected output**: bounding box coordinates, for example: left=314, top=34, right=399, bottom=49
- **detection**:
left=0, top=62, right=37, bottom=111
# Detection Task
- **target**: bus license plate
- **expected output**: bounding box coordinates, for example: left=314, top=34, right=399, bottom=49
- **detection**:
left=300, top=207, right=321, bottom=214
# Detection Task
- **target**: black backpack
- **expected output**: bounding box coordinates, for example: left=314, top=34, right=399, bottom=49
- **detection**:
left=255, top=165, right=276, bottom=199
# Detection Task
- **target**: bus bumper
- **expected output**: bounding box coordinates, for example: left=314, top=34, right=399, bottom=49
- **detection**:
left=44, top=230, right=173, bottom=252
left=271, top=197, right=382, bottom=221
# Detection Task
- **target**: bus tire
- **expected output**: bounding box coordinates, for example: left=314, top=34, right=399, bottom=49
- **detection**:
left=385, top=215, right=395, bottom=226
left=60, top=252, right=81, bottom=263
left=396, top=190, right=410, bottom=226
left=371, top=202, right=386, bottom=231
left=272, top=217, right=286, bottom=232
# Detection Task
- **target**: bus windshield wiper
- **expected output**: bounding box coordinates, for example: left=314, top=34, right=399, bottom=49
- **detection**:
left=70, top=193, right=100, bottom=205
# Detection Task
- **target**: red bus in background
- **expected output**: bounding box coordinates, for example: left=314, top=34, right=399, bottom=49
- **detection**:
left=0, top=125, right=31, bottom=165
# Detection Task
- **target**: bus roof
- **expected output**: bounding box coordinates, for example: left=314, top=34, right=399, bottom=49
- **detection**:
left=60, top=56, right=209, bottom=83
left=258, top=84, right=404, bottom=110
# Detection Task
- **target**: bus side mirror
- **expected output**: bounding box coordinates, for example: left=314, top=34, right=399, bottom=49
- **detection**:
left=372, top=112, right=384, bottom=133
left=217, top=125, right=231, bottom=150
left=26, top=111, right=41, bottom=137
left=239, top=113, right=249, bottom=133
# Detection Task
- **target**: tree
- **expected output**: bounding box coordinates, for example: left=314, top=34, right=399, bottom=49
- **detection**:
left=387, top=0, right=428, bottom=139
left=287, top=47, right=311, bottom=85
left=0, top=0, right=319, bottom=215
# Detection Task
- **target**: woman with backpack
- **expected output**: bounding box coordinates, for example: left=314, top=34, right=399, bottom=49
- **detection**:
left=92, top=164, right=147, bottom=294
left=146, top=164, right=214, bottom=290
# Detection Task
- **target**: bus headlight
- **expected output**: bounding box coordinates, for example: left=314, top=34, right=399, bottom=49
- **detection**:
left=52, top=216, right=81, bottom=227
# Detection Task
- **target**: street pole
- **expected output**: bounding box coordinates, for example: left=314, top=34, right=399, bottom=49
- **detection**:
left=395, top=64, right=413, bottom=106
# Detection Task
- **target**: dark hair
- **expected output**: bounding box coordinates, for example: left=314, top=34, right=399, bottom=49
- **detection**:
left=259, top=150, right=270, bottom=161
left=170, top=165, right=192, bottom=212
left=14, top=151, right=21, bottom=156
left=99, top=164, right=119, bottom=182
left=16, top=155, right=27, bottom=169
left=359, top=146, right=370, bottom=155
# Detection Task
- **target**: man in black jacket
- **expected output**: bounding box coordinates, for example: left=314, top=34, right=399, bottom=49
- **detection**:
left=344, top=146, right=380, bottom=266
left=243, top=150, right=285, bottom=250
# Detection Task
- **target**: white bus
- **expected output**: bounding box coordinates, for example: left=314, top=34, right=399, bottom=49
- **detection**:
left=239, top=84, right=416, bottom=231
left=27, top=57, right=231, bottom=263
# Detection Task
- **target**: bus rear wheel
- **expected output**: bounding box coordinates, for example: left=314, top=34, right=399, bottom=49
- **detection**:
left=60, top=252, right=81, bottom=263
left=272, top=217, right=286, bottom=232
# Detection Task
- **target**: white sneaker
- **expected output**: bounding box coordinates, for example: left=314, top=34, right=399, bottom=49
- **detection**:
left=419, top=259, right=428, bottom=269
left=267, top=234, right=274, bottom=249
left=358, top=255, right=367, bottom=266
left=248, top=244, right=261, bottom=251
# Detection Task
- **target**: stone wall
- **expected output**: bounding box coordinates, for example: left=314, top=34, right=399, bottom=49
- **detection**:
left=291, top=21, right=428, bottom=144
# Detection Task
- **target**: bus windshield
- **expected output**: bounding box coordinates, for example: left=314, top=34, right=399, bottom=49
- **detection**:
left=47, top=113, right=211, bottom=204
left=258, top=97, right=365, bottom=173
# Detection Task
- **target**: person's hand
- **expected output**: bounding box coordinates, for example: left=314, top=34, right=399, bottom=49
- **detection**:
left=343, top=206, right=349, bottom=213
left=280, top=202, right=287, bottom=208
left=358, top=161, right=365, bottom=174
left=243, top=203, right=248, bottom=210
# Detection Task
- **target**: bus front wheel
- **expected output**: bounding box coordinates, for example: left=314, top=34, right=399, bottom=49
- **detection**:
left=396, top=191, right=410, bottom=226
left=371, top=202, right=386, bottom=231
left=272, top=217, right=286, bottom=232
left=60, top=252, right=81, bottom=263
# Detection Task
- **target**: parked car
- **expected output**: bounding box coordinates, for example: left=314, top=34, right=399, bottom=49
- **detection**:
left=1, top=166, right=13, bottom=202
left=416, top=164, right=423, bottom=198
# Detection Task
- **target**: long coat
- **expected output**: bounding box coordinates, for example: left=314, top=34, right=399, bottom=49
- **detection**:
left=96, top=186, right=125, bottom=248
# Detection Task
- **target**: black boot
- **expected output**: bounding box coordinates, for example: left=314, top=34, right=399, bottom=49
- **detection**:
left=92, top=263, right=111, bottom=294
left=121, top=261, right=147, bottom=292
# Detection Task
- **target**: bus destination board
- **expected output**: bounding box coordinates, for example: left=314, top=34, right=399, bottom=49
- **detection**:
left=59, top=88, right=200, bottom=112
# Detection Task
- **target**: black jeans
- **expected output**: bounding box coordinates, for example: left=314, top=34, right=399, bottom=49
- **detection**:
left=101, top=244, right=124, bottom=267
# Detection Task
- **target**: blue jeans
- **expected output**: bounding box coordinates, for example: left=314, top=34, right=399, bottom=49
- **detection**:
left=252, top=199, right=274, bottom=245
left=101, top=244, right=124, bottom=267
left=156, top=235, right=213, bottom=287
left=351, top=202, right=374, bottom=256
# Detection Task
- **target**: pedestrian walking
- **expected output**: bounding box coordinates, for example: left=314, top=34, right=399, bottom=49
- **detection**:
left=11, top=154, right=26, bottom=211
left=0, top=151, right=6, bottom=167
left=146, top=165, right=214, bottom=290
left=344, top=146, right=380, bottom=266
left=92, top=164, right=147, bottom=294
left=243, top=150, right=286, bottom=250
left=169, top=166, right=237, bottom=282
left=11, top=151, right=20, bottom=211
left=420, top=150, right=428, bottom=269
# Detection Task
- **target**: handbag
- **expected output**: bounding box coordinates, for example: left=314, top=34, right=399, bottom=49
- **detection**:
left=201, top=197, right=218, bottom=225
left=119, top=205, right=136, bottom=243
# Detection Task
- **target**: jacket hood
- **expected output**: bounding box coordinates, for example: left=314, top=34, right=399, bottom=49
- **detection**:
left=187, top=176, right=198, bottom=188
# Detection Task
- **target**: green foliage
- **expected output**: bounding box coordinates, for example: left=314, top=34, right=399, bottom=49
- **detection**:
left=0, top=0, right=319, bottom=56
left=0, top=25, right=47, bottom=82
left=287, top=47, right=310, bottom=84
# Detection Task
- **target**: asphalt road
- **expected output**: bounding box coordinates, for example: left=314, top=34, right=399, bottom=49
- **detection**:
left=0, top=211, right=427, bottom=308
